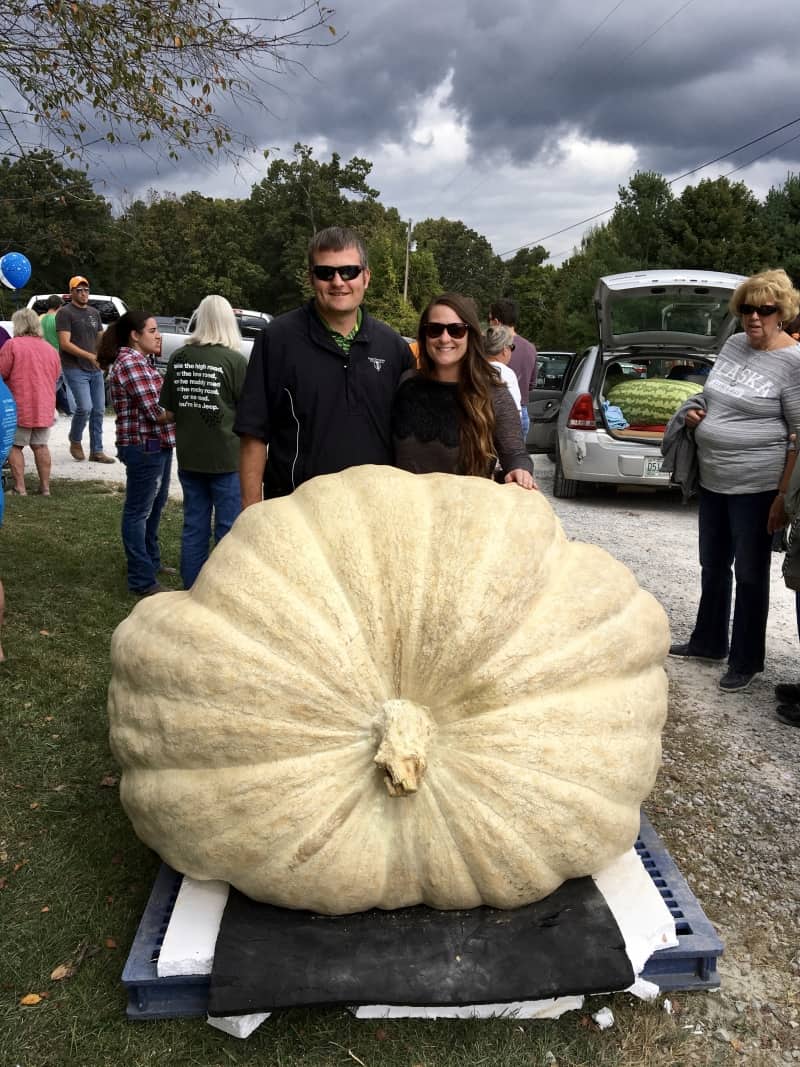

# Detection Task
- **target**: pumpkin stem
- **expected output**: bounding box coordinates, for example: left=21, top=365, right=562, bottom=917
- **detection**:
left=373, top=699, right=435, bottom=797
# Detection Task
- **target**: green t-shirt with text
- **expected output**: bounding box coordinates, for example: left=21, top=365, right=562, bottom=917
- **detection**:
left=159, top=343, right=247, bottom=473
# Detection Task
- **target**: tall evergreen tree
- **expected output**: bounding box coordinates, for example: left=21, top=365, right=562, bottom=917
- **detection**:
left=413, top=218, right=508, bottom=315
left=762, top=173, right=800, bottom=285
left=668, top=177, right=770, bottom=276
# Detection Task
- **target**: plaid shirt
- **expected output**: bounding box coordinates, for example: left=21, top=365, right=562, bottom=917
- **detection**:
left=109, top=346, right=175, bottom=449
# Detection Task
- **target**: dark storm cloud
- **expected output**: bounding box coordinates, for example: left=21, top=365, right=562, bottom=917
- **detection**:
left=271, top=0, right=800, bottom=180
left=103, top=0, right=800, bottom=254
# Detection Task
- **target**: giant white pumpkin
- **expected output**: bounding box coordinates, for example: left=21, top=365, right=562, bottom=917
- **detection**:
left=108, top=466, right=669, bottom=914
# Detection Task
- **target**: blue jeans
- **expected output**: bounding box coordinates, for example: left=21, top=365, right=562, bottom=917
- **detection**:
left=55, top=373, right=75, bottom=415
left=178, top=469, right=241, bottom=588
left=119, top=445, right=173, bottom=592
left=520, top=406, right=530, bottom=439
left=688, top=487, right=774, bottom=673
left=62, top=367, right=105, bottom=454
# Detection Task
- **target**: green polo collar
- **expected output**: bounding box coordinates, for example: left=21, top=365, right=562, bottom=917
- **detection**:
left=317, top=306, right=363, bottom=355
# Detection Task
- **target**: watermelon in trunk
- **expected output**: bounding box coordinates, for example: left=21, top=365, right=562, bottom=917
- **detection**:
left=607, top=379, right=700, bottom=426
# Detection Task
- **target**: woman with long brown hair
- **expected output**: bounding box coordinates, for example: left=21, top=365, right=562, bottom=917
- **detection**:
left=99, top=311, right=175, bottom=597
left=392, top=293, right=535, bottom=487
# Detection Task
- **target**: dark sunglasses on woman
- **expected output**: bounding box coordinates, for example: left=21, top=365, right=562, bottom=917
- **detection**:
left=738, top=304, right=779, bottom=317
left=311, top=265, right=364, bottom=281
left=424, top=321, right=469, bottom=339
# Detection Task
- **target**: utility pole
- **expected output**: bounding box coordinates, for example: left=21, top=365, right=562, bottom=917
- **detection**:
left=403, top=218, right=412, bottom=303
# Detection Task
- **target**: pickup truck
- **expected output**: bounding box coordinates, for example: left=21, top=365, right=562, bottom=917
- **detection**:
left=156, top=308, right=271, bottom=373
left=27, top=293, right=127, bottom=324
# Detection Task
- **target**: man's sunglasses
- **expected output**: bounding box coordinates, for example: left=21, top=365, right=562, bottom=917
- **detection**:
left=424, top=321, right=469, bottom=339
left=739, top=304, right=779, bottom=317
left=73, top=286, right=90, bottom=293
left=311, top=264, right=364, bottom=281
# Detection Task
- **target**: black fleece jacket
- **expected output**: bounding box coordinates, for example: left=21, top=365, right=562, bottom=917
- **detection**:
left=234, top=301, right=413, bottom=498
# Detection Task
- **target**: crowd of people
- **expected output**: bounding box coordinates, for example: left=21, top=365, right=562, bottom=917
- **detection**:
left=2, top=228, right=800, bottom=730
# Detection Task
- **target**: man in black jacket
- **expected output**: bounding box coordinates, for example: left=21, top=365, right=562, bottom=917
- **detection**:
left=235, top=227, right=414, bottom=505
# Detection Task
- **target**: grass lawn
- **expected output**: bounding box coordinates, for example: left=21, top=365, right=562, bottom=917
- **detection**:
left=1, top=479, right=701, bottom=1067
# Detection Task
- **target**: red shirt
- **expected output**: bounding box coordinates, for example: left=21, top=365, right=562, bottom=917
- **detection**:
left=0, top=335, right=61, bottom=428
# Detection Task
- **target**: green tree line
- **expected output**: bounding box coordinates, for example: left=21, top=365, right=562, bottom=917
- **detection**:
left=2, top=149, right=800, bottom=347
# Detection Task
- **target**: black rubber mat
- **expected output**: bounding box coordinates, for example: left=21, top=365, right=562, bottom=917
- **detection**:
left=208, top=876, right=634, bottom=1016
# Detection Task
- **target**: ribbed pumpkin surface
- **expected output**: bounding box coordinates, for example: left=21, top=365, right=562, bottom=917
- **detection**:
left=108, top=466, right=669, bottom=914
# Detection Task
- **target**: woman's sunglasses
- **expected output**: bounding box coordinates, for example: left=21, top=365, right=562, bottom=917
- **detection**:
left=738, top=304, right=779, bottom=317
left=424, top=321, right=469, bottom=339
left=311, top=265, right=364, bottom=281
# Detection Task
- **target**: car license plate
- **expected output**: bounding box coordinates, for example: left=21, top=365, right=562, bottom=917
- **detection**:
left=646, top=458, right=664, bottom=475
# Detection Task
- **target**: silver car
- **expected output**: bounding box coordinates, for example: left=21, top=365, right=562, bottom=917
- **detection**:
left=527, top=269, right=746, bottom=497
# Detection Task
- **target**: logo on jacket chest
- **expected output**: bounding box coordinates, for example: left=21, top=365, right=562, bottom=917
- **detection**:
left=368, top=357, right=386, bottom=372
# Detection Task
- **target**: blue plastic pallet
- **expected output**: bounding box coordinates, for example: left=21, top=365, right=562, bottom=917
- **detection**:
left=122, top=812, right=722, bottom=1020
left=121, top=863, right=209, bottom=1020
left=636, top=813, right=723, bottom=991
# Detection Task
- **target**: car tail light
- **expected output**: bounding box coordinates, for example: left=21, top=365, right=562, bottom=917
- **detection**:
left=566, top=393, right=596, bottom=430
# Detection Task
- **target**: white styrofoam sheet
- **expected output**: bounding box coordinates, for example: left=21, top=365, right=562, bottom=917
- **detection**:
left=207, top=1010, right=271, bottom=1037
left=593, top=847, right=679, bottom=974
left=349, top=996, right=586, bottom=1021
left=157, top=876, right=229, bottom=978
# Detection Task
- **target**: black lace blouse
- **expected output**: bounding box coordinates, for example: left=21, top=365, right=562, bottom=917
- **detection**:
left=392, top=371, right=533, bottom=478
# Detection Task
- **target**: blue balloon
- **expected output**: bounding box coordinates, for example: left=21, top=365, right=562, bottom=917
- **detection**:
left=0, top=252, right=32, bottom=290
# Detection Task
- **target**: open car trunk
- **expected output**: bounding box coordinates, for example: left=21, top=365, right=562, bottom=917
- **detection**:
left=598, top=350, right=711, bottom=446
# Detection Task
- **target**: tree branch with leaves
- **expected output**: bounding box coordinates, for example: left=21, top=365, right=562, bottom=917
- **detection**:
left=0, top=0, right=338, bottom=163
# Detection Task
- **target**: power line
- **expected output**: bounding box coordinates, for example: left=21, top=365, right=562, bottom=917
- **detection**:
left=575, top=0, right=627, bottom=52
left=667, top=115, right=800, bottom=187
left=724, top=130, right=800, bottom=178
left=502, top=207, right=619, bottom=259
left=448, top=169, right=494, bottom=213
left=617, top=0, right=695, bottom=62
left=538, top=128, right=800, bottom=264
left=433, top=162, right=471, bottom=201
left=499, top=113, right=800, bottom=260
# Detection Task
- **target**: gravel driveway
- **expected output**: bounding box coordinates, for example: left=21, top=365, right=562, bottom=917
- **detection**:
left=46, top=413, right=183, bottom=498
left=534, top=458, right=800, bottom=1064
left=45, top=437, right=799, bottom=1062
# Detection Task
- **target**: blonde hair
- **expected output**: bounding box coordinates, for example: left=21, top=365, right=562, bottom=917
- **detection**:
left=189, top=295, right=242, bottom=350
left=730, top=269, right=800, bottom=324
left=12, top=307, right=43, bottom=338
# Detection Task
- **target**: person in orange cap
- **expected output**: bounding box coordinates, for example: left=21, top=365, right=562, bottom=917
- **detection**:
left=55, top=276, right=114, bottom=463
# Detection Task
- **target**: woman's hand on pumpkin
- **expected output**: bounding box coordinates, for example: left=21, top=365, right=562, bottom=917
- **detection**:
left=505, top=468, right=538, bottom=490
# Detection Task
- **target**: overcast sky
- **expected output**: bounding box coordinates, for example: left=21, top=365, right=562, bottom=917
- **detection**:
left=103, top=0, right=800, bottom=264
